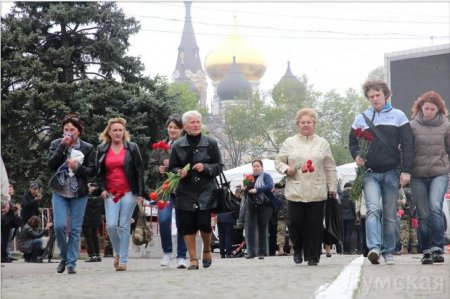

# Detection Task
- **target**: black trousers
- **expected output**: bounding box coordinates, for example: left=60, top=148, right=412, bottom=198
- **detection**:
left=343, top=219, right=355, bottom=253
left=218, top=222, right=233, bottom=256
left=288, top=200, right=325, bottom=263
left=1, top=224, right=11, bottom=260
left=82, top=225, right=100, bottom=257
left=268, top=210, right=278, bottom=255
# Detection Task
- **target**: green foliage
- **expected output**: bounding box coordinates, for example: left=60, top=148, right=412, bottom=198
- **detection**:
left=166, top=82, right=208, bottom=117
left=218, top=75, right=368, bottom=167
left=1, top=2, right=172, bottom=200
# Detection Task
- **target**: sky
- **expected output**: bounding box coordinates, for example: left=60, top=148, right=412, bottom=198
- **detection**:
left=2, top=1, right=450, bottom=107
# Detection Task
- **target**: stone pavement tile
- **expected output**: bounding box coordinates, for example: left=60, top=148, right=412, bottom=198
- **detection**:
left=355, top=254, right=450, bottom=299
left=1, top=255, right=357, bottom=299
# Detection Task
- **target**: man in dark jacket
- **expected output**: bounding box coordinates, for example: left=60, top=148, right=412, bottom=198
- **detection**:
left=349, top=79, right=413, bottom=265
left=20, top=182, right=42, bottom=225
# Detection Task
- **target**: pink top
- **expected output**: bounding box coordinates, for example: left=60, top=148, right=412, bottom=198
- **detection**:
left=105, top=147, right=131, bottom=195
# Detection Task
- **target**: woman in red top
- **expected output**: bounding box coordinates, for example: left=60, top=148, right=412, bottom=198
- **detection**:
left=96, top=118, right=145, bottom=271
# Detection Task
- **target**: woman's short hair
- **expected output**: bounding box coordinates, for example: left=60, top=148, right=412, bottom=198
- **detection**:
left=411, top=90, right=448, bottom=118
left=166, top=114, right=183, bottom=129
left=252, top=159, right=263, bottom=167
left=99, top=117, right=131, bottom=144
left=295, top=108, right=318, bottom=126
left=27, top=215, right=41, bottom=228
left=362, top=79, right=391, bottom=99
left=61, top=113, right=84, bottom=135
left=182, top=110, right=202, bottom=125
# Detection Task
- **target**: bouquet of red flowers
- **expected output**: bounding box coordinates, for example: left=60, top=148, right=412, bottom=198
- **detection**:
left=149, top=163, right=190, bottom=209
left=243, top=174, right=255, bottom=187
left=351, top=128, right=375, bottom=202
left=152, top=141, right=170, bottom=152
left=301, top=160, right=315, bottom=173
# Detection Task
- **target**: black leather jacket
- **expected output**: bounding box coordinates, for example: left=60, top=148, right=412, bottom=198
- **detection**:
left=48, top=138, right=96, bottom=198
left=169, top=134, right=222, bottom=211
left=96, top=141, right=146, bottom=198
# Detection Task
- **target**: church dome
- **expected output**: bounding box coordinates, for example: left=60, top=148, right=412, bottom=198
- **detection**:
left=204, top=17, right=266, bottom=82
left=217, top=56, right=252, bottom=100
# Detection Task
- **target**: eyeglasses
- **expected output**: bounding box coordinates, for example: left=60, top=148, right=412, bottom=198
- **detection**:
left=168, top=115, right=181, bottom=122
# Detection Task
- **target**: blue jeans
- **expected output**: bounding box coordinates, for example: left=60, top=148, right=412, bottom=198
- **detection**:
left=363, top=169, right=399, bottom=256
left=158, top=196, right=186, bottom=258
left=52, top=192, right=88, bottom=268
left=410, top=175, right=448, bottom=254
left=104, top=192, right=136, bottom=265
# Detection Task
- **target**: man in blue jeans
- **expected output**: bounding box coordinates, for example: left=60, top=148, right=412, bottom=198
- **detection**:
left=349, top=79, right=413, bottom=265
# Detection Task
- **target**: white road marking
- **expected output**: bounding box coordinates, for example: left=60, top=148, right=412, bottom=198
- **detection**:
left=314, top=256, right=365, bottom=299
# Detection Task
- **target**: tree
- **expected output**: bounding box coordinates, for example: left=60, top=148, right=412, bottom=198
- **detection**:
left=269, top=75, right=320, bottom=150
left=166, top=82, right=208, bottom=118
left=367, top=66, right=385, bottom=81
left=1, top=2, right=172, bottom=198
left=316, top=88, right=368, bottom=165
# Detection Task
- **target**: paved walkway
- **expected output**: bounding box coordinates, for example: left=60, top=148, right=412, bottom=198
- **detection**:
left=1, top=253, right=449, bottom=299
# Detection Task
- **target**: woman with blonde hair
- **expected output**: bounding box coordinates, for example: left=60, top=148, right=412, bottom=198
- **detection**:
left=96, top=117, right=145, bottom=271
left=275, top=108, right=337, bottom=266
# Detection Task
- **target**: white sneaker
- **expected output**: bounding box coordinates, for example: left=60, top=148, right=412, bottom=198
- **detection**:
left=384, top=254, right=395, bottom=265
left=160, top=253, right=172, bottom=267
left=176, top=257, right=187, bottom=269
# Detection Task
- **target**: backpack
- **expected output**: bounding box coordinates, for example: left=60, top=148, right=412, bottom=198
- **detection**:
left=132, top=202, right=153, bottom=248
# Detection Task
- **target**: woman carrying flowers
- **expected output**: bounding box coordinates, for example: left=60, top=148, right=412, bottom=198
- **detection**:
left=275, top=108, right=337, bottom=266
left=168, top=111, right=222, bottom=270
left=243, top=159, right=279, bottom=259
left=148, top=114, right=187, bottom=268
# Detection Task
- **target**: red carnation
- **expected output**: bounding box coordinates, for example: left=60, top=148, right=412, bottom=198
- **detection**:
left=157, top=200, right=165, bottom=210
left=165, top=201, right=171, bottom=208
left=149, top=192, right=158, bottom=200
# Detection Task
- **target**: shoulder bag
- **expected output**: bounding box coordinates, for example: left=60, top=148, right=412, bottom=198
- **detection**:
left=362, top=113, right=398, bottom=158
left=132, top=201, right=153, bottom=248
left=214, top=170, right=240, bottom=214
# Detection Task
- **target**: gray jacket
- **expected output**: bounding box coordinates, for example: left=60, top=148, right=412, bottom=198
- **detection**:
left=410, top=114, right=450, bottom=177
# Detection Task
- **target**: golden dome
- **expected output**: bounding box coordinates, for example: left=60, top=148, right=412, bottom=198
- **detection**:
left=204, top=17, right=266, bottom=82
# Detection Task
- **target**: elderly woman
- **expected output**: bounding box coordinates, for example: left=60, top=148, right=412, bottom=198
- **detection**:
left=409, top=91, right=450, bottom=265
left=275, top=108, right=337, bottom=266
left=96, top=117, right=145, bottom=272
left=48, top=113, right=96, bottom=274
left=149, top=114, right=187, bottom=268
left=169, top=110, right=222, bottom=270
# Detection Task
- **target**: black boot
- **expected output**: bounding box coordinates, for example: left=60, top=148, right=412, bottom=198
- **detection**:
left=57, top=260, right=66, bottom=273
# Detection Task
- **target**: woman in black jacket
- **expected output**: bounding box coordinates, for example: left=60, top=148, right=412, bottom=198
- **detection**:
left=96, top=117, right=145, bottom=272
left=169, top=111, right=222, bottom=270
left=48, top=113, right=96, bottom=274
left=18, top=216, right=52, bottom=263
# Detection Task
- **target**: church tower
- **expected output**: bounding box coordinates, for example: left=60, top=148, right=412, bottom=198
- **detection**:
left=172, top=1, right=207, bottom=107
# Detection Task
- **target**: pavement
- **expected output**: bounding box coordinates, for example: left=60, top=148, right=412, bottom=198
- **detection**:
left=1, top=252, right=449, bottom=299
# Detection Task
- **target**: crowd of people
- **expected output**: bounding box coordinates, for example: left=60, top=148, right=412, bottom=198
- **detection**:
left=1, top=79, right=449, bottom=273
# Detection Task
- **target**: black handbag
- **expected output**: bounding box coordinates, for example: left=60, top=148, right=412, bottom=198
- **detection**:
left=324, top=195, right=344, bottom=243
left=214, top=170, right=240, bottom=214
